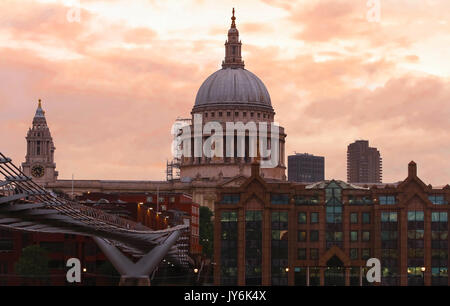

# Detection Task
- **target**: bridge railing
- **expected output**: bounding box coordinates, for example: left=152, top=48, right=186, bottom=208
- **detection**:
left=0, top=152, right=163, bottom=232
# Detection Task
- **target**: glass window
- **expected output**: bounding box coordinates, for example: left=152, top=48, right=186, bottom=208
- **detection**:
left=408, top=211, right=424, bottom=222
left=298, top=231, right=307, bottom=242
left=379, top=195, right=396, bottom=205
left=362, top=212, right=371, bottom=224
left=272, top=211, right=288, bottom=286
left=298, top=212, right=307, bottom=224
left=271, top=194, right=290, bottom=205
left=325, top=183, right=343, bottom=248
left=310, top=230, right=319, bottom=242
left=311, top=212, right=319, bottom=224
left=416, top=211, right=424, bottom=221
left=362, top=249, right=370, bottom=259
left=362, top=231, right=371, bottom=242
left=294, top=195, right=319, bottom=205
left=221, top=211, right=238, bottom=285
left=246, top=211, right=262, bottom=285
left=390, top=212, right=398, bottom=222
left=222, top=194, right=240, bottom=204
left=432, top=212, right=448, bottom=222
left=350, top=231, right=358, bottom=242
left=298, top=248, right=306, bottom=260
left=221, top=211, right=238, bottom=222
left=350, top=248, right=358, bottom=260
left=310, top=248, right=319, bottom=260
left=429, top=195, right=447, bottom=205
left=350, top=213, right=358, bottom=224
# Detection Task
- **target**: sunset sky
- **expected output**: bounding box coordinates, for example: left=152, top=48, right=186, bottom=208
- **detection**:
left=0, top=0, right=449, bottom=184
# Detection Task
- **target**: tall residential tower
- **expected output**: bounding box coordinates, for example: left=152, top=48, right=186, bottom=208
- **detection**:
left=347, top=140, right=382, bottom=183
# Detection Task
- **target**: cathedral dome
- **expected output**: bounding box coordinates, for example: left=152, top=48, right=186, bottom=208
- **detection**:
left=193, top=68, right=272, bottom=110
left=193, top=8, right=273, bottom=112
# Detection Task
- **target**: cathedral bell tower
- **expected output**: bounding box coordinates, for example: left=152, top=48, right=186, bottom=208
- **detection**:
left=222, top=8, right=245, bottom=69
left=22, top=99, right=58, bottom=185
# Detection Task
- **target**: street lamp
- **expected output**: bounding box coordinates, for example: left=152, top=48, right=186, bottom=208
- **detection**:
left=285, top=267, right=290, bottom=273
left=421, top=267, right=426, bottom=285
left=194, top=268, right=199, bottom=274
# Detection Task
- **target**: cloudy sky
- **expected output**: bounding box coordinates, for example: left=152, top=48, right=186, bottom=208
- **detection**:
left=0, top=0, right=449, bottom=184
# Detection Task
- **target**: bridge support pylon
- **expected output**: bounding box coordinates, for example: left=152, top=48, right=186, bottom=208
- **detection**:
left=93, top=231, right=182, bottom=286
left=119, top=276, right=151, bottom=286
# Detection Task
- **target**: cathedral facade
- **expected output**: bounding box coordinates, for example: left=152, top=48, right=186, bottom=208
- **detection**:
left=179, top=9, right=286, bottom=181
left=22, top=11, right=286, bottom=211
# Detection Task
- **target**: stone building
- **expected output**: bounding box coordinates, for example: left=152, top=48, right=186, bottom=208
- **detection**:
left=25, top=10, right=287, bottom=212
left=179, top=8, right=286, bottom=181
left=21, top=99, right=58, bottom=185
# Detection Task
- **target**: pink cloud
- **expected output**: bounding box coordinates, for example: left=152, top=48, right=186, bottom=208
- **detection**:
left=0, top=0, right=448, bottom=186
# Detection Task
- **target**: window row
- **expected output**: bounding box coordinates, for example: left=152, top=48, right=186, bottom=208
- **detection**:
left=270, top=194, right=447, bottom=206
left=298, top=212, right=319, bottom=224
left=204, top=111, right=272, bottom=119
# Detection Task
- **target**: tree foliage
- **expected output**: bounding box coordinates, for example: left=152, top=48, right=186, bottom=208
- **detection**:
left=15, top=245, right=50, bottom=282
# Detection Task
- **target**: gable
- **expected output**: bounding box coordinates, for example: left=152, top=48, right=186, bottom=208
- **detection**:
left=220, top=176, right=247, bottom=188
left=404, top=194, right=428, bottom=209
left=245, top=196, right=263, bottom=210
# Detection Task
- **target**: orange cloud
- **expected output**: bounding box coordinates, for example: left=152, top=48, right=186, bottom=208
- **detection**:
left=0, top=0, right=448, bottom=186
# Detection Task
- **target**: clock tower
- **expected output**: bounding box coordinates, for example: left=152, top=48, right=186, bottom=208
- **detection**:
left=22, top=99, right=58, bottom=185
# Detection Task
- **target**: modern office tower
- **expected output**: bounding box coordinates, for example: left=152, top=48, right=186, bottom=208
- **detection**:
left=288, top=153, right=325, bottom=183
left=347, top=140, right=382, bottom=183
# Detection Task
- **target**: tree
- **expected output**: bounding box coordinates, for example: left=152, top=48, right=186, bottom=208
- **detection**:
left=199, top=206, right=214, bottom=258
left=15, top=245, right=50, bottom=285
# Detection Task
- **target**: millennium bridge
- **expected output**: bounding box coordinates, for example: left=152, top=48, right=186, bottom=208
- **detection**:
left=0, top=152, right=190, bottom=285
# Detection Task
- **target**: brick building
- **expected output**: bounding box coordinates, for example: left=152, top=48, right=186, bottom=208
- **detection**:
left=78, top=192, right=201, bottom=256
left=214, top=162, right=449, bottom=286
left=0, top=230, right=114, bottom=286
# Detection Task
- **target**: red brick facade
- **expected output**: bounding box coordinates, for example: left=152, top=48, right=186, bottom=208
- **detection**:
left=214, top=162, right=449, bottom=286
